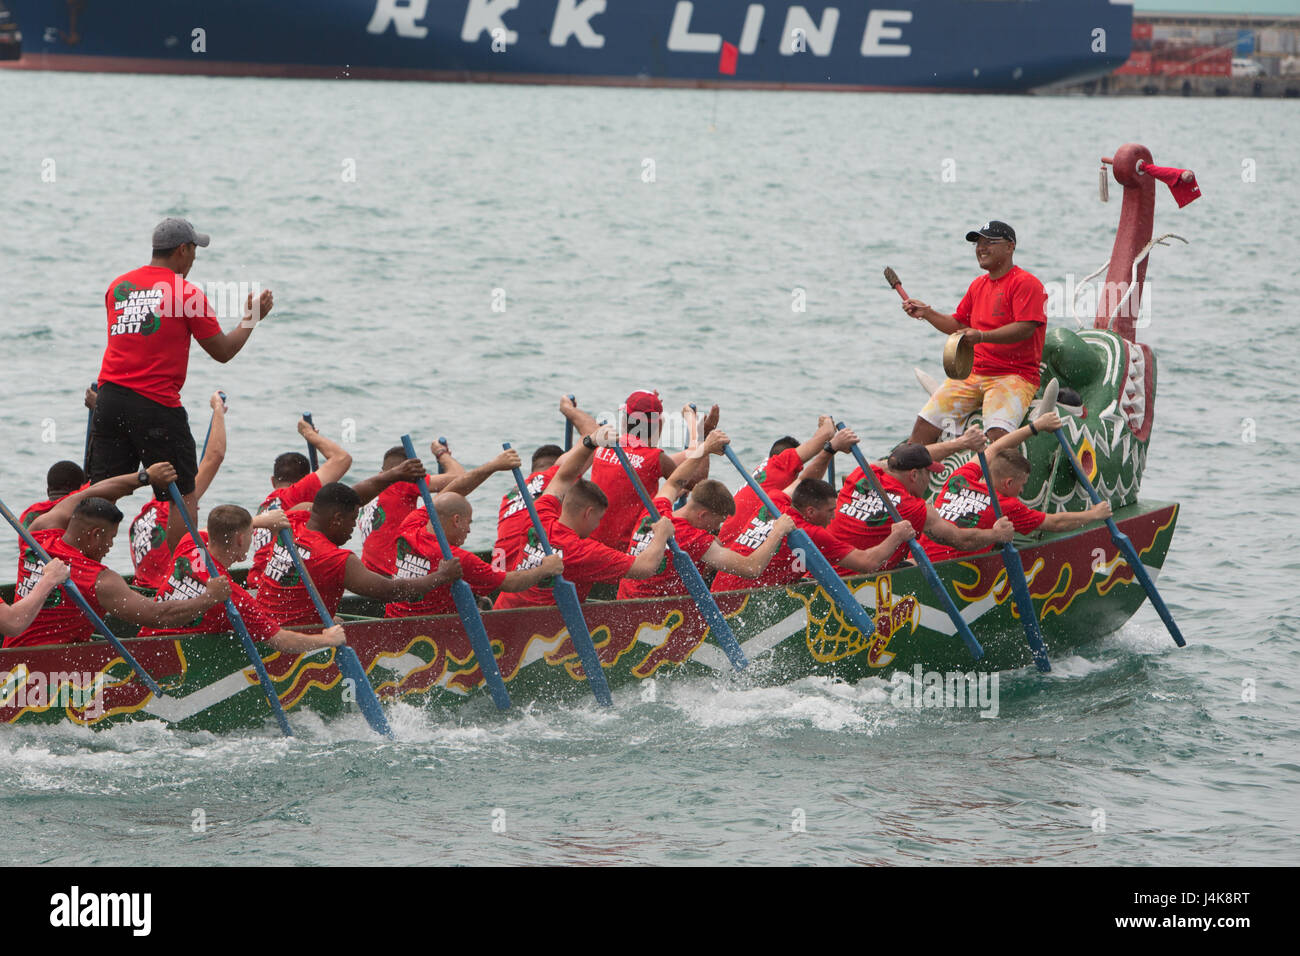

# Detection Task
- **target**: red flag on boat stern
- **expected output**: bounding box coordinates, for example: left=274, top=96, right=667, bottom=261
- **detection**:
left=1143, top=164, right=1201, bottom=208
left=719, top=42, right=739, bottom=75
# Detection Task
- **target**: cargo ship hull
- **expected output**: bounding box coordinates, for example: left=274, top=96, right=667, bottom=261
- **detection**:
left=1, top=0, right=1132, bottom=91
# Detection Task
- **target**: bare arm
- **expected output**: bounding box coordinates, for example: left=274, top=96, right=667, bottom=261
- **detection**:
left=902, top=298, right=963, bottom=334
left=987, top=412, right=1062, bottom=458
left=30, top=462, right=178, bottom=532
left=926, top=426, right=987, bottom=463
left=625, top=518, right=674, bottom=579
left=499, top=554, right=564, bottom=593
left=440, top=449, right=522, bottom=498
left=297, top=418, right=352, bottom=485
left=560, top=396, right=599, bottom=439
left=964, top=320, right=1038, bottom=345
left=1038, top=501, right=1111, bottom=533
left=268, top=624, right=347, bottom=654
left=658, top=431, right=728, bottom=504
left=351, top=459, right=426, bottom=506
left=702, top=515, right=795, bottom=578
left=195, top=289, right=273, bottom=363
left=921, top=506, right=1013, bottom=551
left=0, top=560, right=69, bottom=637
left=193, top=392, right=227, bottom=500
left=799, top=425, right=858, bottom=482
left=544, top=425, right=613, bottom=501
left=793, top=416, right=836, bottom=465
left=836, top=523, right=918, bottom=573
left=96, top=569, right=228, bottom=628
left=342, top=553, right=461, bottom=601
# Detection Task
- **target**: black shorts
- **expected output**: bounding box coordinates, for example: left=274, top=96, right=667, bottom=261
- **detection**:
left=87, top=382, right=199, bottom=498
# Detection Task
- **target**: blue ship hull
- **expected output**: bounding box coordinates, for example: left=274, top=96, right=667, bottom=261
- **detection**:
left=0, top=0, right=1131, bottom=91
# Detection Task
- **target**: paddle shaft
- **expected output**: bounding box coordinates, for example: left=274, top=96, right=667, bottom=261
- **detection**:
left=201, top=391, right=228, bottom=459
left=564, top=395, right=575, bottom=451
left=83, top=381, right=98, bottom=472
left=275, top=529, right=394, bottom=736
left=0, top=497, right=164, bottom=698
left=975, top=452, right=1051, bottom=672
left=303, top=412, right=319, bottom=470
left=436, top=436, right=449, bottom=475
left=841, top=433, right=983, bottom=661
left=722, top=445, right=878, bottom=640
left=165, top=482, right=294, bottom=735
left=503, top=443, right=612, bottom=706
left=610, top=444, right=747, bottom=671
left=399, top=434, right=512, bottom=709
left=1052, top=430, right=1185, bottom=647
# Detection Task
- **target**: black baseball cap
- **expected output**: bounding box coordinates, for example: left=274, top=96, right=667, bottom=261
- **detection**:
left=965, top=220, right=1016, bottom=244
left=887, top=443, right=944, bottom=473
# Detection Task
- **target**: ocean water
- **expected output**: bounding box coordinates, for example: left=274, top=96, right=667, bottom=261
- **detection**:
left=0, top=73, right=1297, bottom=865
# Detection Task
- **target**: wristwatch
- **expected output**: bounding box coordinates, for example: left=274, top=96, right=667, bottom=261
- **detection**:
left=137, top=469, right=149, bottom=485
left=582, top=435, right=597, bottom=450
left=823, top=442, right=835, bottom=455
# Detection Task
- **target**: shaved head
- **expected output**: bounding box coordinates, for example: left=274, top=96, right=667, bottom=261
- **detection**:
left=434, top=492, right=472, bottom=523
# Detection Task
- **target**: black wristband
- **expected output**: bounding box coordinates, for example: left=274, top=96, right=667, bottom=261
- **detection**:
left=1028, top=423, right=1038, bottom=436
left=823, top=442, right=835, bottom=455
left=582, top=435, right=597, bottom=450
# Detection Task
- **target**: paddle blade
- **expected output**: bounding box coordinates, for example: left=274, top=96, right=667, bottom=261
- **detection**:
left=336, top=645, right=394, bottom=737
left=450, top=580, right=512, bottom=710
left=1000, top=543, right=1051, bottom=672
left=553, top=578, right=612, bottom=706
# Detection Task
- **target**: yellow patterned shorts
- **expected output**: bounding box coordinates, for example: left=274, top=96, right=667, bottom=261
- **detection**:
left=919, top=373, right=1038, bottom=434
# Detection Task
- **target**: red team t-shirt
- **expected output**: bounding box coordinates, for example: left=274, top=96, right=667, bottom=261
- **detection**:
left=827, top=465, right=929, bottom=571
left=129, top=499, right=173, bottom=592
left=98, top=265, right=224, bottom=407
left=248, top=472, right=324, bottom=585
left=718, top=447, right=805, bottom=545
left=359, top=481, right=422, bottom=575
left=139, top=532, right=281, bottom=641
left=493, top=464, right=560, bottom=573
left=589, top=440, right=665, bottom=551
left=385, top=510, right=507, bottom=617
left=255, top=511, right=352, bottom=626
left=494, top=496, right=634, bottom=609
left=952, top=266, right=1048, bottom=385
left=920, top=461, right=1046, bottom=562
left=617, top=498, right=715, bottom=600
left=3, top=529, right=107, bottom=648
left=713, top=491, right=855, bottom=592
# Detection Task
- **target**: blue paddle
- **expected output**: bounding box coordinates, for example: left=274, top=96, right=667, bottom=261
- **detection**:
left=165, top=482, right=294, bottom=735
left=840, top=425, right=984, bottom=661
left=83, top=381, right=98, bottom=472
left=611, top=444, right=748, bottom=671
left=0, top=496, right=165, bottom=698
left=201, top=391, right=228, bottom=459
left=275, top=528, right=394, bottom=737
left=400, top=434, right=512, bottom=710
left=827, top=449, right=836, bottom=490
left=436, top=436, right=449, bottom=475
left=1051, top=388, right=1185, bottom=647
left=563, top=395, right=575, bottom=451
left=974, top=452, right=1051, bottom=672
left=302, top=412, right=318, bottom=470
left=503, top=442, right=612, bottom=706
left=722, top=445, right=880, bottom=641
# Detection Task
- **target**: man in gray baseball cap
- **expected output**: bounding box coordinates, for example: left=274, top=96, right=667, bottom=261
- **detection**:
left=87, top=218, right=275, bottom=555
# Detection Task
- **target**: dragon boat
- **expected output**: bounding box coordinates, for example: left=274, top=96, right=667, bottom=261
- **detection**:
left=0, top=144, right=1184, bottom=734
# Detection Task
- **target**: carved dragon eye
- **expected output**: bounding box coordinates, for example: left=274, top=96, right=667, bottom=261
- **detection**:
left=1076, top=434, right=1099, bottom=486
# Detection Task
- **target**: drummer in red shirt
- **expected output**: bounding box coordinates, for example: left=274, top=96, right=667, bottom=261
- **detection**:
left=255, top=483, right=461, bottom=627
left=90, top=218, right=274, bottom=554
left=386, top=492, right=563, bottom=617
left=920, top=412, right=1113, bottom=563
left=902, top=220, right=1048, bottom=444
left=5, top=480, right=230, bottom=649
left=495, top=425, right=675, bottom=610
left=589, top=391, right=718, bottom=552
left=619, top=430, right=797, bottom=600
left=828, top=442, right=1014, bottom=571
